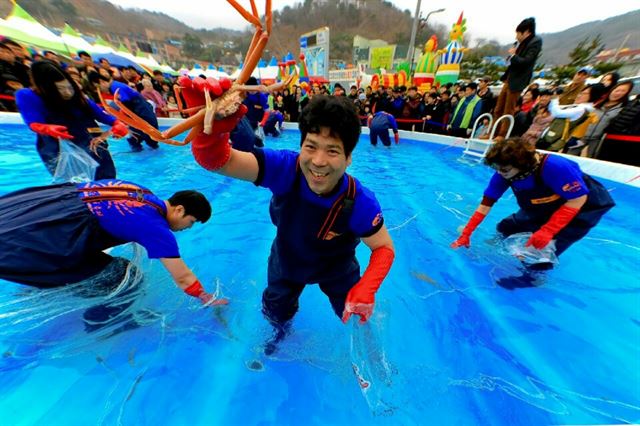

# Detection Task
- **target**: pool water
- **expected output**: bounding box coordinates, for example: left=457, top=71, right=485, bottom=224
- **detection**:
left=0, top=124, right=639, bottom=425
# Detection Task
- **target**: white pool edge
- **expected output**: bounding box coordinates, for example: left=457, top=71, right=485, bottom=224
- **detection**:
left=2, top=112, right=638, bottom=188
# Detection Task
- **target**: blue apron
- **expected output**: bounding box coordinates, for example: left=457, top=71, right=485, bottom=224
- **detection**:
left=263, top=170, right=360, bottom=323
left=0, top=183, right=163, bottom=288
left=38, top=106, right=116, bottom=180
left=499, top=155, right=615, bottom=254
left=370, top=114, right=392, bottom=146
left=268, top=171, right=360, bottom=284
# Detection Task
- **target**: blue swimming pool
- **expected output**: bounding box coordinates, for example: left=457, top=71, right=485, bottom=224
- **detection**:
left=0, top=123, right=639, bottom=425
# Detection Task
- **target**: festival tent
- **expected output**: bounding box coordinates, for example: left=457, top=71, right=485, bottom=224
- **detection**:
left=178, top=65, right=189, bottom=75
left=204, top=64, right=230, bottom=79
left=134, top=51, right=163, bottom=72
left=92, top=52, right=145, bottom=73
left=188, top=63, right=205, bottom=78
left=0, top=2, right=68, bottom=54
left=91, top=36, right=116, bottom=54
left=229, top=61, right=243, bottom=79
left=60, top=23, right=93, bottom=55
left=88, top=36, right=145, bottom=72
left=255, top=56, right=279, bottom=82
left=160, top=63, right=178, bottom=76
left=116, top=43, right=138, bottom=62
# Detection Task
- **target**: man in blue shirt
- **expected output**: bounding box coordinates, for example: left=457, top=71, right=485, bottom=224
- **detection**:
left=191, top=95, right=395, bottom=353
left=261, top=110, right=284, bottom=137
left=368, top=111, right=399, bottom=146
left=89, top=72, right=160, bottom=152
left=451, top=138, right=614, bottom=285
left=0, top=180, right=222, bottom=305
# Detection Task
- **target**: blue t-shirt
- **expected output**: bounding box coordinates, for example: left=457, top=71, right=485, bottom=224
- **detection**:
left=76, top=179, right=180, bottom=258
left=484, top=155, right=590, bottom=202
left=16, top=88, right=115, bottom=127
left=254, top=149, right=383, bottom=237
left=109, top=80, right=142, bottom=103
left=370, top=112, right=398, bottom=132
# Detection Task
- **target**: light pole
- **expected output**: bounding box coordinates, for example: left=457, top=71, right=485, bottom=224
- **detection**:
left=407, top=5, right=445, bottom=77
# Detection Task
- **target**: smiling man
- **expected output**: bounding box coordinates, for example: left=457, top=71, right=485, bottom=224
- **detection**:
left=191, top=95, right=395, bottom=350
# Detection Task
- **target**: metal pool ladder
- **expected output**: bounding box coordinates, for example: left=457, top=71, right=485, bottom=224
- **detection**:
left=462, top=114, right=515, bottom=160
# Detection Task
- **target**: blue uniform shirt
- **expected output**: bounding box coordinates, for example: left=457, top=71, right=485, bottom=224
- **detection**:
left=109, top=80, right=144, bottom=103
left=16, top=88, right=115, bottom=127
left=484, top=155, right=590, bottom=202
left=370, top=111, right=398, bottom=132
left=76, top=179, right=180, bottom=258
left=255, top=149, right=384, bottom=237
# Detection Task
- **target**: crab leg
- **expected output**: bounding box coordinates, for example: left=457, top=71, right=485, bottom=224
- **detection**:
left=238, top=33, right=269, bottom=84
left=110, top=90, right=167, bottom=139
left=227, top=0, right=262, bottom=27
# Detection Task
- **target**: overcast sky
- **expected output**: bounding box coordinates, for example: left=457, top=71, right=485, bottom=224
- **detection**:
left=106, top=0, right=637, bottom=45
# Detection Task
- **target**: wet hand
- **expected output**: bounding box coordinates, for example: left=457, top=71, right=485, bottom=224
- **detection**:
left=451, top=234, right=470, bottom=249
left=342, top=302, right=373, bottom=324
left=198, top=291, right=229, bottom=306
left=526, top=229, right=553, bottom=250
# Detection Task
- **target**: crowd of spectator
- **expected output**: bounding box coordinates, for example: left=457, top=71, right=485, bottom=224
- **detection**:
left=0, top=40, right=180, bottom=118
left=0, top=34, right=637, bottom=166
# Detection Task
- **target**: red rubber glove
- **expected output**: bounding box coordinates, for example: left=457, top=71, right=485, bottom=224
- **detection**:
left=260, top=110, right=269, bottom=127
left=183, top=279, right=229, bottom=306
left=394, top=132, right=399, bottom=144
left=526, top=205, right=580, bottom=250
left=29, top=123, right=73, bottom=139
left=451, top=211, right=487, bottom=249
left=110, top=120, right=128, bottom=138
left=342, top=246, right=395, bottom=324
left=192, top=104, right=247, bottom=171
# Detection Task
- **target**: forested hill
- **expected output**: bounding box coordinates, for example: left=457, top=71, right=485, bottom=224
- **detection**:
left=1, top=1, right=637, bottom=65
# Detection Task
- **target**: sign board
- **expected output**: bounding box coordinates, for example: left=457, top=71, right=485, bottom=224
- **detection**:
left=369, top=45, right=395, bottom=70
left=300, top=27, right=330, bottom=80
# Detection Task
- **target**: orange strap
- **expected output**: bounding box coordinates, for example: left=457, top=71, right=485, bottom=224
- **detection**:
left=317, top=175, right=356, bottom=240
left=294, top=159, right=357, bottom=240
left=78, top=185, right=165, bottom=216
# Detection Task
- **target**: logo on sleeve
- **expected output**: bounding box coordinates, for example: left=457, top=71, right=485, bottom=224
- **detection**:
left=562, top=181, right=583, bottom=193
left=372, top=212, right=383, bottom=227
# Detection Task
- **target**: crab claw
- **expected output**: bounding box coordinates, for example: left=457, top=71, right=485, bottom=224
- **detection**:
left=178, top=75, right=206, bottom=110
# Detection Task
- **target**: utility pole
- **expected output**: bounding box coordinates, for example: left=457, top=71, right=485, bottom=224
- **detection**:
left=406, top=0, right=422, bottom=67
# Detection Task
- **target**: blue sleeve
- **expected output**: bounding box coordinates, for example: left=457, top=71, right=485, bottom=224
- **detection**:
left=276, top=112, right=284, bottom=125
left=541, top=156, right=589, bottom=200
left=387, top=114, right=398, bottom=132
left=88, top=98, right=115, bottom=126
left=349, top=181, right=384, bottom=238
left=253, top=148, right=298, bottom=195
left=110, top=81, right=138, bottom=103
left=483, top=172, right=510, bottom=201
left=15, top=89, right=47, bottom=126
left=261, top=93, right=269, bottom=110
left=132, top=217, right=180, bottom=259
